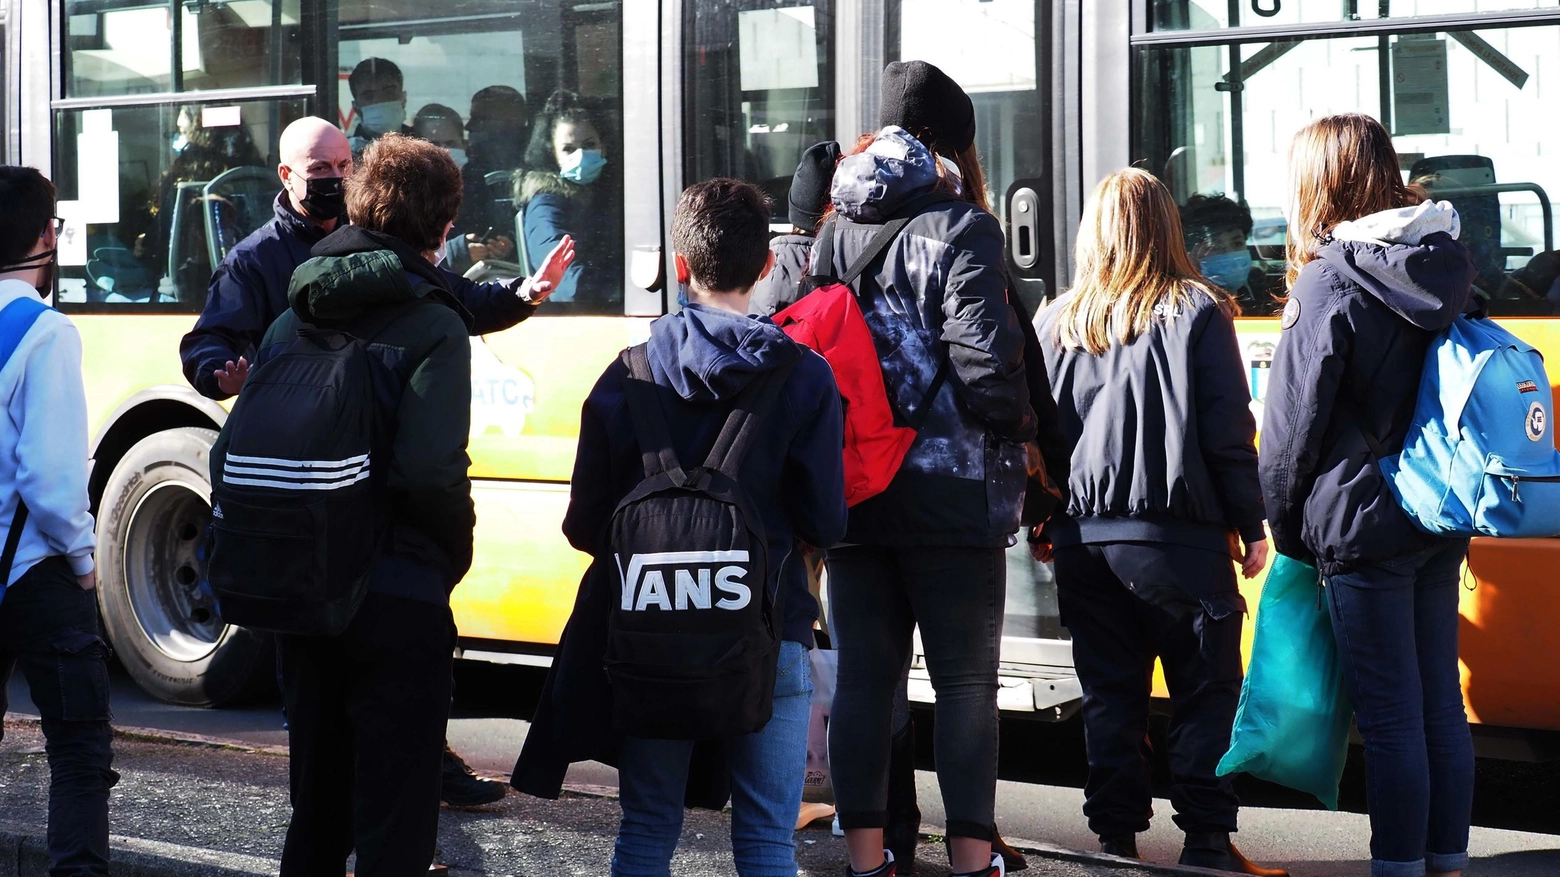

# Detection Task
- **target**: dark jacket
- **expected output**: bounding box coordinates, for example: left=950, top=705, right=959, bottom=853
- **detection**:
left=1260, top=204, right=1476, bottom=575
left=1036, top=288, right=1263, bottom=555
left=513, top=302, right=846, bottom=801
left=823, top=127, right=1036, bottom=546
left=749, top=233, right=814, bottom=317
left=517, top=171, right=622, bottom=306
left=259, top=226, right=476, bottom=603
left=180, top=192, right=538, bottom=401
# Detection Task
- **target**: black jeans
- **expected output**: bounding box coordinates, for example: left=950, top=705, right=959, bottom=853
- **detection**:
left=1053, top=542, right=1244, bottom=839
left=276, top=591, right=455, bottom=877
left=826, top=544, right=1004, bottom=841
left=0, top=556, right=118, bottom=877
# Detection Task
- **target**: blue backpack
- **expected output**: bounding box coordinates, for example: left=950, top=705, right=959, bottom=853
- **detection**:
left=0, top=295, right=52, bottom=600
left=1377, top=315, right=1560, bottom=538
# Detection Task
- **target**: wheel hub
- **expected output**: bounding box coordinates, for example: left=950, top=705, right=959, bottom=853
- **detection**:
left=123, top=482, right=222, bottom=662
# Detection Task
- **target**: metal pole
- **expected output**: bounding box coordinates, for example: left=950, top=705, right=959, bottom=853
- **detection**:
left=169, top=0, right=183, bottom=92
left=1227, top=0, right=1246, bottom=203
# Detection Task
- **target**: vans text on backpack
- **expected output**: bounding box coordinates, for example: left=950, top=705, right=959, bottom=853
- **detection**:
left=206, top=299, right=421, bottom=635
left=1377, top=312, right=1560, bottom=537
left=606, top=343, right=795, bottom=740
left=773, top=192, right=950, bottom=506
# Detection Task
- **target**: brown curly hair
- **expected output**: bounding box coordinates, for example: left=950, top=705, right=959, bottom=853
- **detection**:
left=346, top=133, right=462, bottom=253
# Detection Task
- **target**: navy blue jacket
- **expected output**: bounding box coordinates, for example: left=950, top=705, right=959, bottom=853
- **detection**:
left=1037, top=288, right=1264, bottom=555
left=823, top=127, right=1036, bottom=547
left=563, top=303, right=847, bottom=645
left=1260, top=225, right=1475, bottom=575
left=180, top=192, right=539, bottom=400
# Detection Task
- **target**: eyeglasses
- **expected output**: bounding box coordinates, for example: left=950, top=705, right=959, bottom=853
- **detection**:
left=45, top=217, right=64, bottom=237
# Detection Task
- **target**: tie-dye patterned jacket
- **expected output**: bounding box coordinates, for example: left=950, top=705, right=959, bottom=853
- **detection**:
left=821, top=127, right=1036, bottom=547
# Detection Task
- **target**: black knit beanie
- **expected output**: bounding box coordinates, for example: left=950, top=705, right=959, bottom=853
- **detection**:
left=879, top=60, right=975, bottom=155
left=787, top=140, right=842, bottom=232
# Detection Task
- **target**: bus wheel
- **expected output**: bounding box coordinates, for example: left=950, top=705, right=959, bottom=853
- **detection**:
left=96, top=426, right=274, bottom=707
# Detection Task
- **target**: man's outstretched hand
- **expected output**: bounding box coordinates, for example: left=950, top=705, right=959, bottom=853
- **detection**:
left=215, top=357, right=250, bottom=397
left=521, top=235, right=576, bottom=304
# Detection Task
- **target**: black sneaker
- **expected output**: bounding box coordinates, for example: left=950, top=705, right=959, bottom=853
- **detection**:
left=846, top=849, right=896, bottom=877
left=1099, top=834, right=1140, bottom=860
left=440, top=745, right=505, bottom=807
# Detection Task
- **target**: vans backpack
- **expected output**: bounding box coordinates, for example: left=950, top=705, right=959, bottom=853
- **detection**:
left=773, top=195, right=949, bottom=506
left=206, top=304, right=415, bottom=636
left=1377, top=314, right=1560, bottom=537
left=606, top=344, right=793, bottom=739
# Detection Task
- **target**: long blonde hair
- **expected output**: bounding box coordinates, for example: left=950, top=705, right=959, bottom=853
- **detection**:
left=1285, top=113, right=1424, bottom=288
left=1055, top=168, right=1237, bottom=355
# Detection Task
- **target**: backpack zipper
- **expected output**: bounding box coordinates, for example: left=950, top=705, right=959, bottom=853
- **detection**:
left=1506, top=473, right=1560, bottom=502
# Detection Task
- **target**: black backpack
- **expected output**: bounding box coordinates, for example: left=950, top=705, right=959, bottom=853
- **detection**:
left=206, top=304, right=415, bottom=636
left=605, top=343, right=794, bottom=739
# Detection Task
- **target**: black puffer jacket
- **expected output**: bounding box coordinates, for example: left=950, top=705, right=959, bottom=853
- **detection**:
left=749, top=233, right=814, bottom=317
left=822, top=127, right=1036, bottom=546
left=1260, top=202, right=1476, bottom=575
left=1037, top=287, right=1263, bottom=555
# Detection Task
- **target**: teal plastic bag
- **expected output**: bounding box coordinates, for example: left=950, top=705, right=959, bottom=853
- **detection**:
left=1216, top=554, right=1352, bottom=810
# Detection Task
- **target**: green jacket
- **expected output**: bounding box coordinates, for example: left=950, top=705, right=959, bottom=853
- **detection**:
left=260, top=226, right=474, bottom=599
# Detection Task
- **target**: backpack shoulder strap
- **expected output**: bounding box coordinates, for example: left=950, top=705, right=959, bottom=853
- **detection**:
left=702, top=361, right=798, bottom=480
left=622, top=344, right=688, bottom=484
left=0, top=296, right=48, bottom=587
left=834, top=190, right=961, bottom=289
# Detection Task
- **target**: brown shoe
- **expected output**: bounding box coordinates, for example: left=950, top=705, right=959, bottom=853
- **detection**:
left=1178, top=833, right=1289, bottom=877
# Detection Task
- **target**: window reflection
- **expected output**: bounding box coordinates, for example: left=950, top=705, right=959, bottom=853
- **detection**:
left=1136, top=25, right=1560, bottom=316
left=65, top=0, right=302, bottom=97
left=1153, top=0, right=1560, bottom=33
left=53, top=101, right=303, bottom=312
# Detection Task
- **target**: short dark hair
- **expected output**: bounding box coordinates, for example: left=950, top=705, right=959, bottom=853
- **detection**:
left=348, top=58, right=402, bottom=98
left=672, top=178, right=772, bottom=293
left=1180, top=193, right=1253, bottom=243
left=0, top=167, right=56, bottom=268
left=347, top=134, right=462, bottom=253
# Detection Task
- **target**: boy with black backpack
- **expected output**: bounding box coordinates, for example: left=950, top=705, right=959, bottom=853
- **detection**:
left=535, top=178, right=846, bottom=875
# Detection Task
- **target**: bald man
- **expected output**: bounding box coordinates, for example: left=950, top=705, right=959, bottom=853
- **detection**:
left=180, top=116, right=544, bottom=401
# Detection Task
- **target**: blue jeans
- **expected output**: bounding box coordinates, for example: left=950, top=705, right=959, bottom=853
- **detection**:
left=1326, top=540, right=1473, bottom=877
left=612, top=639, right=813, bottom=877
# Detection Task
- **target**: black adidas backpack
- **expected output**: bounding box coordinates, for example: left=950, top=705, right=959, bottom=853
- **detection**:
left=606, top=344, right=795, bottom=739
left=206, top=305, right=415, bottom=636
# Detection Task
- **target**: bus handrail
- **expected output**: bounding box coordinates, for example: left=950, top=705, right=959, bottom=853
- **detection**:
left=1424, top=182, right=1554, bottom=254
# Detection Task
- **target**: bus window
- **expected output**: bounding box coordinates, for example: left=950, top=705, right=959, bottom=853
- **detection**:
left=1153, top=0, right=1560, bottom=33
left=683, top=2, right=834, bottom=230
left=51, top=100, right=304, bottom=312
left=337, top=0, right=625, bottom=314
left=1136, top=24, right=1560, bottom=318
left=64, top=0, right=302, bottom=98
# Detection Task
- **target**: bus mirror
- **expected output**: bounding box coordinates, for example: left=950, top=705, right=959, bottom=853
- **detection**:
left=632, top=245, right=664, bottom=292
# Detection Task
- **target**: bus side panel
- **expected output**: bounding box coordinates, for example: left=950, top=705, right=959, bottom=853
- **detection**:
left=456, top=480, right=590, bottom=646
left=73, top=315, right=201, bottom=430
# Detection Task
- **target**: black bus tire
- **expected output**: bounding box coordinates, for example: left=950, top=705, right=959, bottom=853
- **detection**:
left=95, top=426, right=274, bottom=707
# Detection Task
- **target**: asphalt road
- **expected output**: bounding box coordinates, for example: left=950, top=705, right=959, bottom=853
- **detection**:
left=7, top=661, right=1560, bottom=876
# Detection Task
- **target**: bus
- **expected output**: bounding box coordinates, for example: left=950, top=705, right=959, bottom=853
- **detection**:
left=3, top=0, right=1557, bottom=757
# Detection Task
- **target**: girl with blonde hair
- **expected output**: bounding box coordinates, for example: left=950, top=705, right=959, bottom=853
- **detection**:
left=1035, top=168, right=1282, bottom=876
left=1260, top=113, right=1476, bottom=877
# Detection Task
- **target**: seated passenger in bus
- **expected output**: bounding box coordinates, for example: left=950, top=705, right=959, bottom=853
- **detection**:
left=462, top=85, right=531, bottom=266
left=413, top=104, right=476, bottom=271
left=749, top=139, right=840, bottom=317
left=347, top=58, right=415, bottom=158
left=514, top=91, right=623, bottom=306
left=1179, top=193, right=1268, bottom=314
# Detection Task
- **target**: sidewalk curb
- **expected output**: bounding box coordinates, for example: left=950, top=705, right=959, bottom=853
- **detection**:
left=1, top=822, right=278, bottom=877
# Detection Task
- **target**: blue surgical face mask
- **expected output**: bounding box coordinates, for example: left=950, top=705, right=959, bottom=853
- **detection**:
left=559, top=148, right=607, bottom=185
left=358, top=101, right=405, bottom=134
left=1201, top=249, right=1253, bottom=292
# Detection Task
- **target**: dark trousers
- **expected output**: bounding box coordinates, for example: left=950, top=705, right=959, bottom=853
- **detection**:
left=277, top=592, right=455, bottom=877
left=1053, top=542, right=1244, bottom=838
left=826, top=544, right=1005, bottom=841
left=0, top=556, right=118, bottom=877
left=1326, top=540, right=1473, bottom=876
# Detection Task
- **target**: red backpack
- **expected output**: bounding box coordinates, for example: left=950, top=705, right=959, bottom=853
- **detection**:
left=774, top=201, right=949, bottom=506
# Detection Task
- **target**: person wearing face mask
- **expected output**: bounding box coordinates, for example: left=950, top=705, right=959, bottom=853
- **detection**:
left=413, top=104, right=478, bottom=271
left=347, top=58, right=416, bottom=159
left=0, top=166, right=115, bottom=877
left=181, top=115, right=570, bottom=404
left=1180, top=194, right=1265, bottom=312
left=514, top=90, right=621, bottom=306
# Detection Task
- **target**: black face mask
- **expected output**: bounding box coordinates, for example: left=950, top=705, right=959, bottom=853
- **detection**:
left=296, top=175, right=346, bottom=220
left=1, top=249, right=56, bottom=294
